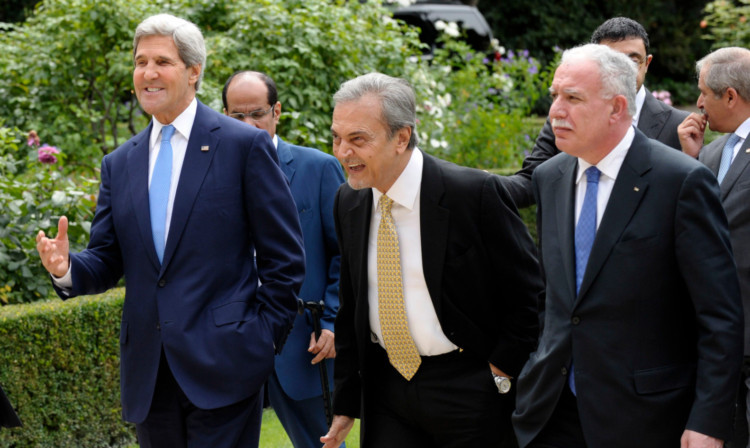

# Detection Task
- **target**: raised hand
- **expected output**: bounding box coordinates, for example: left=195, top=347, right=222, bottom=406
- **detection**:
left=36, top=216, right=70, bottom=278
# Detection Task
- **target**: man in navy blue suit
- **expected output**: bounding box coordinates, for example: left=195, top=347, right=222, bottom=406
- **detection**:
left=36, top=14, right=305, bottom=448
left=223, top=71, right=345, bottom=448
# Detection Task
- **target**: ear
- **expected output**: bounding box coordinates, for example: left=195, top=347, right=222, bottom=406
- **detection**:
left=395, top=126, right=412, bottom=154
left=188, top=64, right=202, bottom=88
left=644, top=54, right=653, bottom=72
left=610, top=95, right=629, bottom=123
left=272, top=101, right=282, bottom=126
left=726, top=87, right=739, bottom=108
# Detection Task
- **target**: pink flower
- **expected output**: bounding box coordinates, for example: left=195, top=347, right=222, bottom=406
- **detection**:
left=38, top=145, right=60, bottom=164
left=27, top=130, right=40, bottom=147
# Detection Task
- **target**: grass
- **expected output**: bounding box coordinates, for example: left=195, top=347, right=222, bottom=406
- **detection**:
left=126, top=408, right=360, bottom=447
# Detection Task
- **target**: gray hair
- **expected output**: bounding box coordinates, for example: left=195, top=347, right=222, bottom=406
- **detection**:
left=560, top=44, right=637, bottom=117
left=333, top=72, right=419, bottom=150
left=696, top=47, right=750, bottom=102
left=133, top=14, right=206, bottom=91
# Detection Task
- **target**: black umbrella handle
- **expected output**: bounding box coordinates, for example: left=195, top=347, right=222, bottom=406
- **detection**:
left=304, top=301, right=334, bottom=427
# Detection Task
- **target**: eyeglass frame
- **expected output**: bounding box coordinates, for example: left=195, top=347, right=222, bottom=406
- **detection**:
left=228, top=105, right=274, bottom=122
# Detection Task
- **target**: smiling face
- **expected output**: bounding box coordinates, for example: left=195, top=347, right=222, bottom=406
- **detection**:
left=331, top=94, right=411, bottom=193
left=133, top=34, right=201, bottom=124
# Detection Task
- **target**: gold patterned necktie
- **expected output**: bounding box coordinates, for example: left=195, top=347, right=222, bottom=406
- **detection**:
left=377, top=194, right=421, bottom=380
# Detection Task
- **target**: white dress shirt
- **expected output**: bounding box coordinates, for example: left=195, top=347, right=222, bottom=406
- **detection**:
left=54, top=98, right=198, bottom=288
left=367, top=149, right=457, bottom=356
left=632, top=85, right=647, bottom=126
left=574, top=126, right=635, bottom=228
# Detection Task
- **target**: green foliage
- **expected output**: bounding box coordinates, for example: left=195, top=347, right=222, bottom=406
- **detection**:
left=0, top=126, right=97, bottom=304
left=0, top=291, right=136, bottom=447
left=701, top=0, right=750, bottom=49
left=0, top=0, right=156, bottom=166
left=412, top=36, right=554, bottom=168
left=199, top=0, right=424, bottom=149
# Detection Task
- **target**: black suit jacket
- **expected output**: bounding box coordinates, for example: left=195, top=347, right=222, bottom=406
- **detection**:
left=505, top=89, right=690, bottom=208
left=512, top=130, right=743, bottom=447
left=0, top=384, right=20, bottom=428
left=332, top=151, right=543, bottom=418
left=700, top=132, right=750, bottom=355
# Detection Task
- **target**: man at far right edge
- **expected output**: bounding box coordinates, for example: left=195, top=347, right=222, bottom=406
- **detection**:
left=678, top=46, right=750, bottom=448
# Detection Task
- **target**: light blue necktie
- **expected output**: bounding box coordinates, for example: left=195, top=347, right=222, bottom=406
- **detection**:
left=570, top=166, right=600, bottom=395
left=717, top=133, right=741, bottom=184
left=150, top=124, right=175, bottom=263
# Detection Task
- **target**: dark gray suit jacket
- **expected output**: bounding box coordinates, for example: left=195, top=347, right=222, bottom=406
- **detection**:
left=700, top=132, right=750, bottom=355
left=513, top=130, right=743, bottom=447
left=505, top=89, right=690, bottom=208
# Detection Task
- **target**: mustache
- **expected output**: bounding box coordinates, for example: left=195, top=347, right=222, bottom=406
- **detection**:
left=551, top=118, right=572, bottom=129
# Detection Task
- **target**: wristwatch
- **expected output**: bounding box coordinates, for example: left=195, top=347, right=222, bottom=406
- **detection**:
left=492, top=372, right=511, bottom=394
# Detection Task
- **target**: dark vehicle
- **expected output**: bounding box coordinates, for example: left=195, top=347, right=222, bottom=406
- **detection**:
left=391, top=0, right=494, bottom=57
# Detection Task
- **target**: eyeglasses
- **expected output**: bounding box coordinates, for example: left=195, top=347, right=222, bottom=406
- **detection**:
left=229, top=106, right=273, bottom=122
left=629, top=55, right=646, bottom=67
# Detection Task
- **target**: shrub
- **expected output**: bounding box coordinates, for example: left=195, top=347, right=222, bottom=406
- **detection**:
left=701, top=0, right=750, bottom=49
left=0, top=290, right=135, bottom=447
left=0, top=127, right=97, bottom=304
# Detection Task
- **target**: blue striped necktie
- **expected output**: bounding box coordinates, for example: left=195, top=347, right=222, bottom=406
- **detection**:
left=150, top=124, right=175, bottom=263
left=570, top=166, right=600, bottom=395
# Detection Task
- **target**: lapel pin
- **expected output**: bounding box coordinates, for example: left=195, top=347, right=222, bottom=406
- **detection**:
left=745, top=148, right=750, bottom=153
left=634, top=187, right=640, bottom=192
left=201, top=145, right=209, bottom=152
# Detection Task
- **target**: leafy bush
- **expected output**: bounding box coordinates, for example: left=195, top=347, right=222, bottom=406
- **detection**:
left=701, top=0, right=750, bottom=49
left=0, top=290, right=135, bottom=447
left=411, top=34, right=554, bottom=168
left=0, top=127, right=97, bottom=304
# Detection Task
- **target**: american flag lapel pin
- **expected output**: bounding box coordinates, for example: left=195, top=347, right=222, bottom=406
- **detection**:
left=201, top=145, right=209, bottom=152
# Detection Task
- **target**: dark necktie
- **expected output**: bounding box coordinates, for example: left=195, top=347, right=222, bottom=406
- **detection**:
left=570, top=166, right=600, bottom=395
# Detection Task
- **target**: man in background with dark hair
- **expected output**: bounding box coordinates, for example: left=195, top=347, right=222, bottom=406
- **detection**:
left=223, top=70, right=346, bottom=448
left=504, top=17, right=689, bottom=208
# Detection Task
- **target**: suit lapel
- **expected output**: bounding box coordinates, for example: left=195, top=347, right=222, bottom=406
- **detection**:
left=576, top=132, right=651, bottom=303
left=276, top=138, right=296, bottom=184
left=342, top=187, right=373, bottom=332
left=636, top=90, right=667, bottom=139
left=126, top=123, right=161, bottom=269
left=161, top=102, right=220, bottom=271
left=720, top=136, right=750, bottom=199
left=701, top=135, right=725, bottom=176
left=420, top=153, right=450, bottom=316
left=553, top=157, right=578, bottom=302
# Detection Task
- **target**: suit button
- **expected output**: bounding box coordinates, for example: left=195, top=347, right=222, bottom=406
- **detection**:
left=158, top=279, right=166, bottom=287
left=561, top=367, right=568, bottom=375
left=571, top=316, right=580, bottom=325
left=156, top=323, right=161, bottom=331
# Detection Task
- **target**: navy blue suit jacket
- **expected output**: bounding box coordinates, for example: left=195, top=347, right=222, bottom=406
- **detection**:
left=57, top=101, right=305, bottom=423
left=274, top=138, right=344, bottom=400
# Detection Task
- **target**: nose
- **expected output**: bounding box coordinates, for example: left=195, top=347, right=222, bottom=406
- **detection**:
left=242, top=116, right=257, bottom=127
left=548, top=97, right=564, bottom=119
left=696, top=93, right=704, bottom=109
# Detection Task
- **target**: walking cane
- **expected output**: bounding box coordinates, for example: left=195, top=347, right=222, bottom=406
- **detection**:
left=304, top=300, right=334, bottom=427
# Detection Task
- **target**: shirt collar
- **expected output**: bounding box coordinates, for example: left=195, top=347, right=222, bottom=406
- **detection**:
left=733, top=116, right=750, bottom=140
left=272, top=134, right=278, bottom=149
left=149, top=98, right=198, bottom=147
left=633, top=85, right=646, bottom=124
left=576, top=126, right=635, bottom=184
left=373, top=148, right=423, bottom=212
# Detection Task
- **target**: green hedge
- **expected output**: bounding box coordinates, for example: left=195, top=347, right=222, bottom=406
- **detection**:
left=0, top=289, right=135, bottom=447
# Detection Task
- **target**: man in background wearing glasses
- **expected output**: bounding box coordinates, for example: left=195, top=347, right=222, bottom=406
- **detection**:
left=223, top=71, right=346, bottom=448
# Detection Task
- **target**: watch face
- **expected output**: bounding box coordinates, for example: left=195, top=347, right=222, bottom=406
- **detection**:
left=499, top=378, right=511, bottom=394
